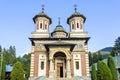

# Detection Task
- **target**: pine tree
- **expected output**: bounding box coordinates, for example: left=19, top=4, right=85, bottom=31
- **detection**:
left=0, top=45, right=2, bottom=52
left=10, top=61, right=24, bottom=80
left=98, top=51, right=103, bottom=61
left=111, top=36, right=120, bottom=56
left=91, top=64, right=97, bottom=80
left=97, top=61, right=112, bottom=80
left=108, top=56, right=118, bottom=80
left=89, top=52, right=93, bottom=66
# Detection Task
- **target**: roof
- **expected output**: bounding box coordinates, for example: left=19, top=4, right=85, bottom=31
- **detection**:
left=67, top=8, right=86, bottom=24
left=29, top=37, right=90, bottom=46
left=44, top=40, right=76, bottom=51
left=54, top=24, right=66, bottom=32
left=51, top=24, right=68, bottom=36
left=33, top=8, right=52, bottom=24
left=6, top=64, right=12, bottom=72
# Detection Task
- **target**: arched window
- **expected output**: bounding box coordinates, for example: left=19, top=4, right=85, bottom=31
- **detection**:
left=77, top=23, right=79, bottom=28
left=80, top=23, right=82, bottom=29
left=45, top=24, right=47, bottom=29
left=45, top=22, right=47, bottom=30
left=40, top=23, right=42, bottom=29
left=72, top=24, right=74, bottom=29
left=71, top=21, right=74, bottom=29
left=37, top=24, right=39, bottom=30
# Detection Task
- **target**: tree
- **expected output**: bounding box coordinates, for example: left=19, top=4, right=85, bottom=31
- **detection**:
left=91, top=64, right=97, bottom=80
left=97, top=61, right=112, bottom=80
left=98, top=51, right=103, bottom=61
left=107, top=56, right=118, bottom=80
left=10, top=61, right=24, bottom=80
left=0, top=45, right=2, bottom=52
left=111, top=47, right=117, bottom=57
left=1, top=58, right=6, bottom=80
left=8, top=46, right=16, bottom=57
left=16, top=53, right=31, bottom=79
left=89, top=52, right=93, bottom=66
left=111, top=37, right=120, bottom=56
left=93, top=53, right=98, bottom=63
left=3, top=48, right=16, bottom=65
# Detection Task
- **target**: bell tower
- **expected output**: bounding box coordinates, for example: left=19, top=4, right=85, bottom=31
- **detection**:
left=32, top=5, right=52, bottom=38
left=67, top=5, right=87, bottom=38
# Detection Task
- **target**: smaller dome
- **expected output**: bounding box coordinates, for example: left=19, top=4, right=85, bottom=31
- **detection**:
left=51, top=24, right=68, bottom=38
left=54, top=24, right=66, bottom=32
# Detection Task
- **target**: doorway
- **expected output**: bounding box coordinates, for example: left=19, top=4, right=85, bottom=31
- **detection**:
left=57, top=63, right=63, bottom=78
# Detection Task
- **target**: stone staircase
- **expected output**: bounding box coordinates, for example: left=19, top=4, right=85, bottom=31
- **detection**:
left=29, top=76, right=91, bottom=80
left=48, top=78, right=71, bottom=80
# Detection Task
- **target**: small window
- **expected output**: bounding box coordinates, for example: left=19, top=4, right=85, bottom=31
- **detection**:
left=45, top=24, right=47, bottom=29
left=41, top=62, right=44, bottom=70
left=72, top=24, right=74, bottom=29
left=80, top=24, right=82, bottom=29
left=40, top=23, right=42, bottom=29
left=77, top=23, right=79, bottom=28
left=76, top=61, right=79, bottom=69
left=37, top=24, right=39, bottom=30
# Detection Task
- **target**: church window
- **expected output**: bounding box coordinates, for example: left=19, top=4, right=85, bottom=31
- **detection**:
left=76, top=61, right=79, bottom=69
left=37, top=24, right=39, bottom=30
left=41, top=62, right=44, bottom=70
left=45, top=24, right=47, bottom=29
left=77, top=23, right=79, bottom=28
left=40, top=23, right=42, bottom=29
left=80, top=23, right=82, bottom=29
left=72, top=23, right=74, bottom=29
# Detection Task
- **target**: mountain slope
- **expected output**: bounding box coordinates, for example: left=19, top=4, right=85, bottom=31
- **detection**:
left=100, top=47, right=112, bottom=52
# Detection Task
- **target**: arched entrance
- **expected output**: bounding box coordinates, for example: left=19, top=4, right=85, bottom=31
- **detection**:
left=53, top=52, right=66, bottom=78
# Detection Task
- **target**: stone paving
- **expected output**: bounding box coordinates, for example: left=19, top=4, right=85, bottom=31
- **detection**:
left=29, top=76, right=91, bottom=80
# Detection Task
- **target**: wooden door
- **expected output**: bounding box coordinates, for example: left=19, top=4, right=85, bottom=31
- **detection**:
left=57, top=63, right=63, bottom=78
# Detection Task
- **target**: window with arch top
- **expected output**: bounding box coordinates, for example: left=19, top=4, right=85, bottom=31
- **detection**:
left=71, top=21, right=74, bottom=29
left=40, top=23, right=42, bottom=29
left=77, top=22, right=79, bottom=28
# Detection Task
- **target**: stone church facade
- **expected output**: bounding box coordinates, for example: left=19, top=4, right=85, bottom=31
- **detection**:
left=29, top=6, right=90, bottom=80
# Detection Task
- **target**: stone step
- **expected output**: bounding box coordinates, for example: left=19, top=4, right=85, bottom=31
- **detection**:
left=47, top=78, right=72, bottom=80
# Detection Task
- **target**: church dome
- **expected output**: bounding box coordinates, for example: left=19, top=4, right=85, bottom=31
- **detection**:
left=33, top=6, right=52, bottom=24
left=67, top=6, right=86, bottom=24
left=54, top=24, right=66, bottom=32
left=51, top=18, right=68, bottom=38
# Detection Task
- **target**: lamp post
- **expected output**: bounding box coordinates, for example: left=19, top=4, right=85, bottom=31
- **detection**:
left=0, top=52, right=3, bottom=80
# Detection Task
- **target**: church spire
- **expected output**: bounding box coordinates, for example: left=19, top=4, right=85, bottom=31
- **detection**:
left=41, top=4, right=45, bottom=13
left=58, top=17, right=60, bottom=25
left=74, top=4, right=77, bottom=13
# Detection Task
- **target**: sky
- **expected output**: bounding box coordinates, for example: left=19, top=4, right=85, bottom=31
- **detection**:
left=0, top=0, right=120, bottom=56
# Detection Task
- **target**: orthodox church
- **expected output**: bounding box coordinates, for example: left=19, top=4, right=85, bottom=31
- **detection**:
left=29, top=6, right=90, bottom=80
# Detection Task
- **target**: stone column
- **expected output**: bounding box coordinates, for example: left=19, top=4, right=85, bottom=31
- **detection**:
left=50, top=59, right=53, bottom=71
left=49, top=59, right=54, bottom=78
left=67, top=59, right=71, bottom=78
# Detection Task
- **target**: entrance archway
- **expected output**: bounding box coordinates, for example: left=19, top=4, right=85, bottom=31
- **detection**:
left=53, top=52, right=66, bottom=78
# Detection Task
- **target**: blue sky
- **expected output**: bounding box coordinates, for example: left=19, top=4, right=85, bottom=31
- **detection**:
left=0, top=0, right=120, bottom=56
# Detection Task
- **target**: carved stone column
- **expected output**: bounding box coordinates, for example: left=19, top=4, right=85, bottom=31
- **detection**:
left=49, top=59, right=54, bottom=78
left=67, top=59, right=71, bottom=78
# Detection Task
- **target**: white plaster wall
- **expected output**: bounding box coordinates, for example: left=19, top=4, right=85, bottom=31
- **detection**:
left=38, top=54, right=46, bottom=76
left=73, top=54, right=82, bottom=76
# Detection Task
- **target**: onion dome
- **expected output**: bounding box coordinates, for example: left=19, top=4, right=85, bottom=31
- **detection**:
left=67, top=5, right=86, bottom=24
left=51, top=18, right=68, bottom=38
left=33, top=5, right=52, bottom=24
